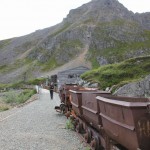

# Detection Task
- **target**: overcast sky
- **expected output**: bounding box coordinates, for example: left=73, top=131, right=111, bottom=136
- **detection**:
left=0, top=0, right=149, bottom=40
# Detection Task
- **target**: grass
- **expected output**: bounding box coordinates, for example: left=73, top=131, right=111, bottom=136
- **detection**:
left=0, top=107, right=9, bottom=112
left=0, top=58, right=44, bottom=84
left=88, top=19, right=150, bottom=68
left=3, top=89, right=36, bottom=105
left=89, top=38, right=150, bottom=68
left=34, top=39, right=83, bottom=71
left=0, top=78, right=39, bottom=112
left=27, top=77, right=46, bottom=85
left=41, top=57, right=59, bottom=71
left=0, top=76, right=46, bottom=91
left=60, top=40, right=83, bottom=49
left=83, top=18, right=95, bottom=24
left=55, top=39, right=83, bottom=58
left=0, top=82, right=24, bottom=90
left=65, top=118, right=75, bottom=130
left=0, top=105, right=9, bottom=112
left=0, top=58, right=32, bottom=74
left=0, top=81, right=35, bottom=90
left=85, top=147, right=91, bottom=150
left=0, top=39, right=12, bottom=49
left=0, top=89, right=36, bottom=112
left=81, top=56, right=150, bottom=90
left=0, top=63, right=16, bottom=73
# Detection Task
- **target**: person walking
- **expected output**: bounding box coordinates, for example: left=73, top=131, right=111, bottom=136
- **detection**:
left=49, top=82, right=54, bottom=100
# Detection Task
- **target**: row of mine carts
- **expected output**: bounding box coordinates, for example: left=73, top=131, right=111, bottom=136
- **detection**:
left=55, top=83, right=150, bottom=150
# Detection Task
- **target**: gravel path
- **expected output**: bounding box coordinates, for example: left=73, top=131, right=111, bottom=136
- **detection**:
left=0, top=88, right=87, bottom=150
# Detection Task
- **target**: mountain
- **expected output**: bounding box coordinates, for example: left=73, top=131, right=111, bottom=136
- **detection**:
left=0, top=0, right=150, bottom=83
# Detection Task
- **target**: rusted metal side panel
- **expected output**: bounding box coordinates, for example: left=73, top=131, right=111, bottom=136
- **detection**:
left=70, top=92, right=83, bottom=116
left=100, top=101, right=134, bottom=126
left=81, top=93, right=99, bottom=129
left=69, top=89, right=98, bottom=116
left=101, top=114, right=138, bottom=149
left=81, top=92, right=110, bottom=130
left=97, top=95, right=150, bottom=150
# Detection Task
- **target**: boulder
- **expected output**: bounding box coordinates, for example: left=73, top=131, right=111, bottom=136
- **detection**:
left=114, top=75, right=150, bottom=97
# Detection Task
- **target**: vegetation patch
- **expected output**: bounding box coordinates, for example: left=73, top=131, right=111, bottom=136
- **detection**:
left=27, top=77, right=46, bottom=85
left=83, top=18, right=95, bottom=24
left=65, top=118, right=75, bottom=130
left=56, top=39, right=83, bottom=59
left=88, top=20, right=150, bottom=68
left=41, top=57, right=59, bottom=71
left=0, top=106, right=9, bottom=112
left=0, top=76, right=40, bottom=111
left=81, top=56, right=150, bottom=90
left=3, top=89, right=36, bottom=105
left=0, top=100, right=10, bottom=112
left=51, top=23, right=71, bottom=37
left=14, top=41, right=36, bottom=52
left=0, top=39, right=12, bottom=50
left=0, top=76, right=46, bottom=91
left=60, top=39, right=83, bottom=49
left=0, top=82, right=24, bottom=90
left=0, top=59, right=31, bottom=75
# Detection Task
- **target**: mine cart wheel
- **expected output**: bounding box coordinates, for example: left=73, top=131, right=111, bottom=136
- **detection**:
left=74, top=119, right=79, bottom=127
left=60, top=104, right=66, bottom=114
left=90, top=136, right=101, bottom=150
left=75, top=122, right=83, bottom=133
left=84, top=128, right=92, bottom=143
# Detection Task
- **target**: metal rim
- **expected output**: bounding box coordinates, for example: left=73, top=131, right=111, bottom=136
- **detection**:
left=75, top=122, right=83, bottom=133
left=90, top=136, right=100, bottom=150
left=60, top=104, right=66, bottom=113
left=84, top=128, right=92, bottom=143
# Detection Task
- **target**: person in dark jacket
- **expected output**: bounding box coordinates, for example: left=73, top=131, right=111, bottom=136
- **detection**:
left=49, top=82, right=54, bottom=100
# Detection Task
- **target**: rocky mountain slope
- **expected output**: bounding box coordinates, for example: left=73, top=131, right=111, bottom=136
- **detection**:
left=114, top=74, right=150, bottom=97
left=0, top=0, right=150, bottom=83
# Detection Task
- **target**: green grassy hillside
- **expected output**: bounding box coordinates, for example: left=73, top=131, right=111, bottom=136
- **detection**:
left=81, top=56, right=150, bottom=90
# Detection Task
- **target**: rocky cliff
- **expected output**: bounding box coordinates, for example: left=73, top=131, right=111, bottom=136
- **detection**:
left=114, top=75, right=150, bottom=97
left=0, top=0, right=150, bottom=83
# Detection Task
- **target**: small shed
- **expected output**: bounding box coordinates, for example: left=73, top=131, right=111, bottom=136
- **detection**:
left=57, top=66, right=89, bottom=88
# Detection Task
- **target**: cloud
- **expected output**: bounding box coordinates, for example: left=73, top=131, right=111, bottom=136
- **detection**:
left=0, top=0, right=149, bottom=40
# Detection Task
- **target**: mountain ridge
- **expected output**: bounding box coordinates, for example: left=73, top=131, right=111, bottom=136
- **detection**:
left=0, top=0, right=150, bottom=83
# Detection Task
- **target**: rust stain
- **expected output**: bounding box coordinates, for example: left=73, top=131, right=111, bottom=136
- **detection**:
left=86, top=101, right=94, bottom=108
left=138, top=121, right=150, bottom=137
left=147, top=121, right=150, bottom=137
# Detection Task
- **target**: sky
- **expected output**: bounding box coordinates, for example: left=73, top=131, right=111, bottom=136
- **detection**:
left=0, top=0, right=149, bottom=40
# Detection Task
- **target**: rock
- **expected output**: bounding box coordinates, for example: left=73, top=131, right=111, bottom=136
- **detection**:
left=114, top=75, right=150, bottom=97
left=97, top=56, right=108, bottom=65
